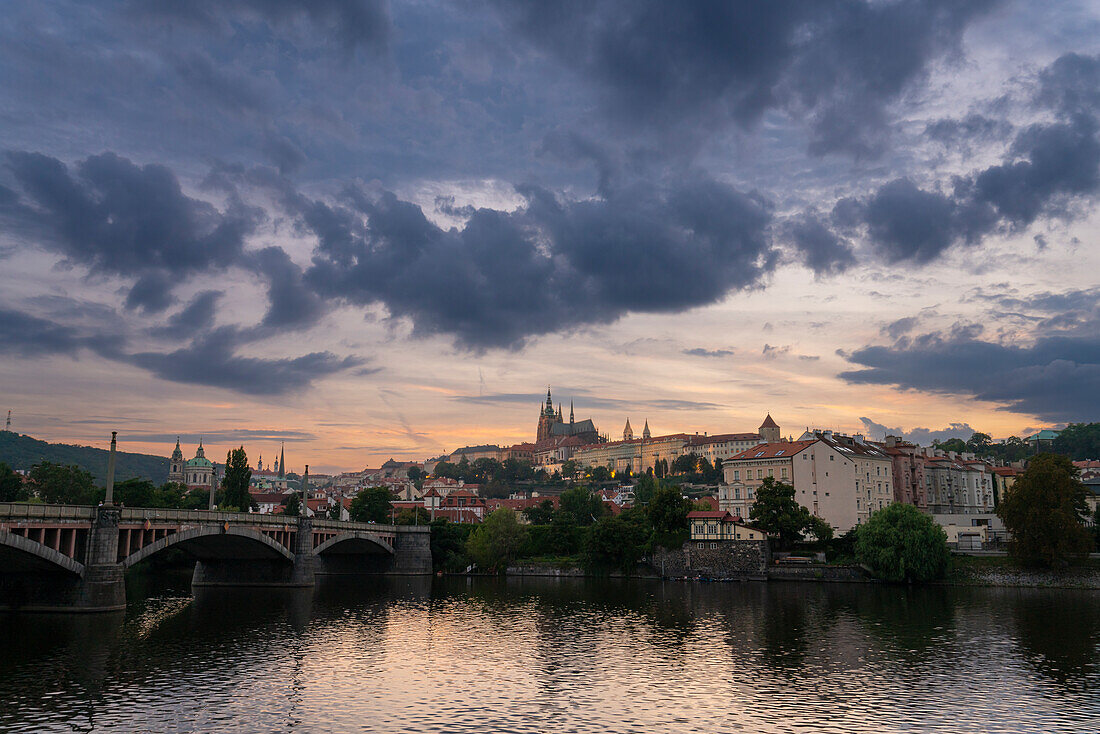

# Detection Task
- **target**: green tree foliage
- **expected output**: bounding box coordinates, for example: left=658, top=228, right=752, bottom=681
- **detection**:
left=1053, top=423, right=1100, bottom=460
left=749, top=477, right=814, bottom=550
left=0, top=462, right=30, bottom=502
left=583, top=509, right=649, bottom=573
left=396, top=506, right=431, bottom=525
left=348, top=486, right=394, bottom=524
left=113, top=478, right=157, bottom=507
left=966, top=432, right=993, bottom=454
left=433, top=461, right=461, bottom=480
left=933, top=437, right=968, bottom=454
left=588, top=465, right=611, bottom=483
left=465, top=508, right=527, bottom=572
left=997, top=454, right=1093, bottom=568
left=29, top=461, right=98, bottom=504
left=633, top=474, right=658, bottom=504
left=327, top=502, right=343, bottom=520
left=855, top=503, right=950, bottom=582
left=561, top=459, right=578, bottom=480
left=648, top=483, right=690, bottom=548
left=807, top=515, right=834, bottom=542
left=220, top=447, right=256, bottom=512
left=430, top=518, right=473, bottom=571
left=671, top=453, right=700, bottom=475
left=281, top=492, right=301, bottom=516
left=653, top=458, right=666, bottom=479
left=559, top=486, right=605, bottom=525
left=181, top=487, right=210, bottom=510
left=406, top=466, right=424, bottom=488
left=521, top=499, right=555, bottom=525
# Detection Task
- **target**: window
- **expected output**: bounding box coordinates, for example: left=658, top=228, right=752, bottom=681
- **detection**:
left=775, top=450, right=785, bottom=456
left=757, top=469, right=763, bottom=479
left=829, top=455, right=834, bottom=461
left=781, top=467, right=788, bottom=478
left=697, top=542, right=705, bottom=549
left=767, top=468, right=774, bottom=478
left=734, top=488, right=741, bottom=500
left=710, top=543, right=717, bottom=549
left=733, top=470, right=740, bottom=481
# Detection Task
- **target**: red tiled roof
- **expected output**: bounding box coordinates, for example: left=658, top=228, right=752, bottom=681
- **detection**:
left=688, top=510, right=734, bottom=519
left=760, top=414, right=779, bottom=429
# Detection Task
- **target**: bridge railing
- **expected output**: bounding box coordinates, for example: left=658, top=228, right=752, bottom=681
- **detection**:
left=118, top=507, right=303, bottom=527
left=311, top=518, right=414, bottom=534
left=0, top=503, right=96, bottom=522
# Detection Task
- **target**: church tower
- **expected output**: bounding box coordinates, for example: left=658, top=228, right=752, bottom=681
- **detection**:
left=278, top=442, right=286, bottom=478
left=168, top=437, right=185, bottom=483
left=537, top=386, right=561, bottom=442
left=759, top=414, right=781, bottom=443
left=642, top=420, right=651, bottom=440
left=623, top=419, right=634, bottom=441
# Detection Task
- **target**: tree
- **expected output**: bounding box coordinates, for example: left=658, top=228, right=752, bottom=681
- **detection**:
left=671, top=453, right=700, bottom=475
left=559, top=486, right=605, bottom=525
left=561, top=459, right=578, bottom=480
left=430, top=518, right=473, bottom=571
left=281, top=492, right=301, bottom=516
left=522, top=499, right=555, bottom=525
left=114, top=478, right=157, bottom=507
left=589, top=465, right=611, bottom=483
left=29, top=462, right=97, bottom=504
left=181, top=487, right=209, bottom=510
left=0, top=462, right=30, bottom=502
left=648, top=482, right=691, bottom=547
left=855, top=503, right=950, bottom=582
left=407, top=466, right=424, bottom=488
left=965, top=432, right=993, bottom=455
left=1053, top=423, right=1100, bottom=460
left=748, top=477, right=812, bottom=549
left=433, top=461, right=461, bottom=480
left=396, top=506, right=432, bottom=525
left=933, top=437, right=967, bottom=454
left=465, top=508, right=526, bottom=572
left=653, top=458, right=665, bottom=479
left=220, top=447, right=255, bottom=512
left=348, top=486, right=394, bottom=524
left=997, top=453, right=1093, bottom=568
left=583, top=509, right=649, bottom=573
left=807, top=515, right=834, bottom=543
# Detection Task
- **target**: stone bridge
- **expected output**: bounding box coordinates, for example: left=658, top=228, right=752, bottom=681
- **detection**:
left=0, top=503, right=431, bottom=612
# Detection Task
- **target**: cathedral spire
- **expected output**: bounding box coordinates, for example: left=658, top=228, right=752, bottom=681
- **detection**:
left=279, top=442, right=285, bottom=479
left=569, top=400, right=574, bottom=424
left=642, top=420, right=651, bottom=439
left=623, top=419, right=633, bottom=441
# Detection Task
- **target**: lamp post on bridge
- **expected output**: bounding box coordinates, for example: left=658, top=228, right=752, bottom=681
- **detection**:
left=104, top=431, right=117, bottom=506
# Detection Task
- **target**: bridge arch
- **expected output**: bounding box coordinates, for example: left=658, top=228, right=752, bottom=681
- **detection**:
left=0, top=531, right=85, bottom=576
left=123, top=526, right=295, bottom=568
left=312, top=532, right=395, bottom=557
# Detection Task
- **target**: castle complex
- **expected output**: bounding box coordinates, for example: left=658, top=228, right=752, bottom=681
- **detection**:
left=535, top=387, right=600, bottom=444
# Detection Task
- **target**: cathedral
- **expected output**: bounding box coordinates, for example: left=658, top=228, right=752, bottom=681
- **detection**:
left=168, top=437, right=217, bottom=490
left=535, top=387, right=600, bottom=445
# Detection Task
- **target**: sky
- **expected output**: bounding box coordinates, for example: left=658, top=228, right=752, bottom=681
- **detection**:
left=1, top=0, right=1099, bottom=473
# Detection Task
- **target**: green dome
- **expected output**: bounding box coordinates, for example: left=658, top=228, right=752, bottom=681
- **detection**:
left=186, top=456, right=213, bottom=469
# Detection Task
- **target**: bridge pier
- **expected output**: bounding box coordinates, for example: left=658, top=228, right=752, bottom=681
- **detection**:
left=77, top=507, right=127, bottom=612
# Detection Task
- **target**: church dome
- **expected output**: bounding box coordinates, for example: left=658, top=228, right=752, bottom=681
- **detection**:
left=186, top=455, right=213, bottom=469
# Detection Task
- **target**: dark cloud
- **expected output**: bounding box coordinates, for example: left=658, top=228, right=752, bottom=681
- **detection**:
left=124, top=429, right=317, bottom=444
left=840, top=293, right=1100, bottom=422
left=2, top=151, right=261, bottom=312
left=261, top=133, right=307, bottom=175
left=152, top=290, right=222, bottom=337
left=782, top=212, right=853, bottom=275
left=1036, top=52, right=1100, bottom=116
left=132, top=0, right=391, bottom=53
left=0, top=308, right=122, bottom=358
left=858, top=417, right=975, bottom=444
left=925, top=114, right=1014, bottom=147
left=127, top=327, right=361, bottom=395
left=247, top=246, right=327, bottom=330
left=300, top=173, right=775, bottom=349
left=683, top=348, right=735, bottom=359
left=830, top=53, right=1100, bottom=263
left=882, top=316, right=919, bottom=340
left=495, top=0, right=999, bottom=158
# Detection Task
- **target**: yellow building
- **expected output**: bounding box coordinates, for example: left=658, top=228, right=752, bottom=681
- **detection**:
left=688, top=510, right=768, bottom=544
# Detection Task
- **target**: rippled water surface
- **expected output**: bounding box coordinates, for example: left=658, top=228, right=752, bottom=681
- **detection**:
left=2, top=576, right=1100, bottom=733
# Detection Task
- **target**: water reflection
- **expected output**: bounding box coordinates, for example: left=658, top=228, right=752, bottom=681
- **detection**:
left=0, top=578, right=1097, bottom=733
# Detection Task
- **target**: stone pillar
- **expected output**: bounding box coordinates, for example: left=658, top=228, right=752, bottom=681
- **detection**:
left=290, top=515, right=316, bottom=587
left=388, top=527, right=432, bottom=575
left=77, top=506, right=126, bottom=611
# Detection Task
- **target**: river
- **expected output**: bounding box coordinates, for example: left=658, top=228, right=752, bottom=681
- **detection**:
left=2, top=575, right=1098, bottom=733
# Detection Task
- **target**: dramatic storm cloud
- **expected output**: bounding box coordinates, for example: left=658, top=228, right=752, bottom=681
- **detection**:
left=0, top=0, right=1097, bottom=464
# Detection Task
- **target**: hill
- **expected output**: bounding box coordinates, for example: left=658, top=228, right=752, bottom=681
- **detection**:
left=0, top=430, right=169, bottom=485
